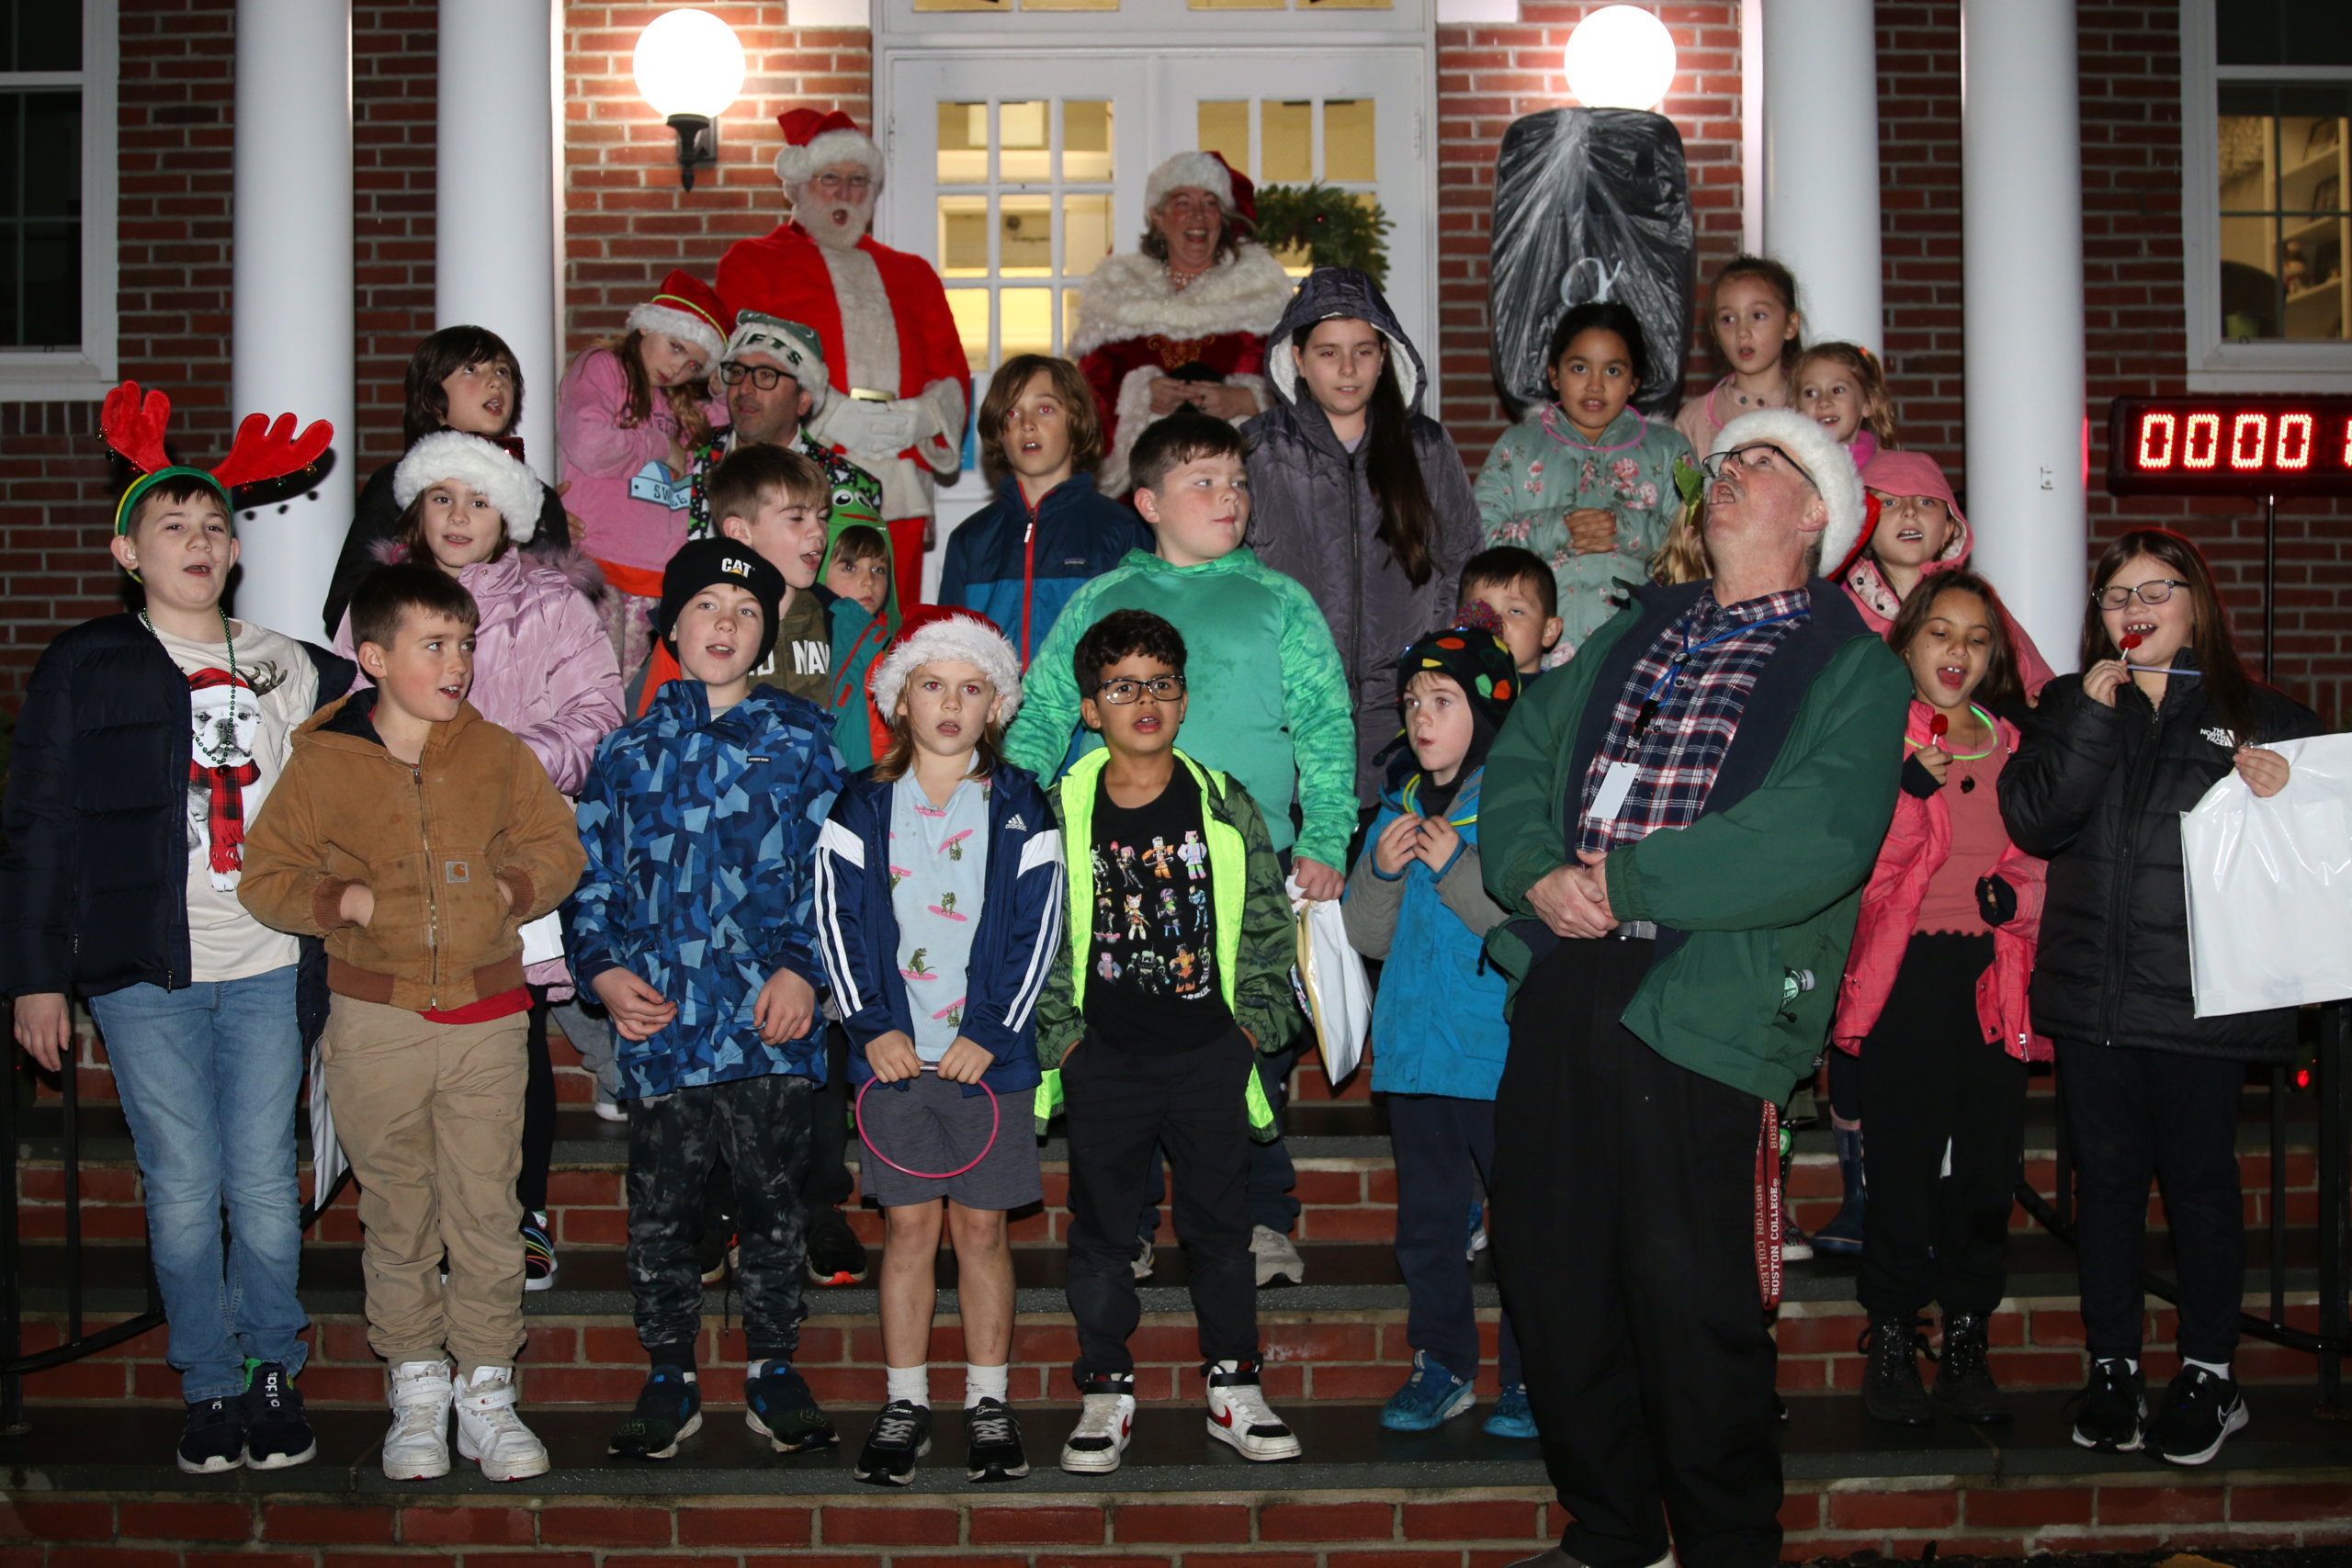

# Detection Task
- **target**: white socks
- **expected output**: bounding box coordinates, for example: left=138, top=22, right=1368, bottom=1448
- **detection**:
left=965, top=1362, right=1009, bottom=1409
left=2186, top=1357, right=2233, bottom=1382
left=887, top=1364, right=931, bottom=1408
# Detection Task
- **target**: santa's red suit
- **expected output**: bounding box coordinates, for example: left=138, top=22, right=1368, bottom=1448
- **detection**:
left=718, top=110, right=967, bottom=604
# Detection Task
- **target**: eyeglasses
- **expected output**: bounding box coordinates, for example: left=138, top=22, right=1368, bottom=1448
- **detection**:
left=1697, top=443, right=1818, bottom=491
left=2092, top=579, right=2192, bottom=610
left=719, top=363, right=796, bottom=390
left=809, top=172, right=873, bottom=196
left=1094, top=675, right=1187, bottom=705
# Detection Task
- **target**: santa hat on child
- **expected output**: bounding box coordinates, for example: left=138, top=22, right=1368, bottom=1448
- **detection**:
left=1710, top=408, right=1867, bottom=578
left=627, top=269, right=734, bottom=367
left=774, top=108, right=886, bottom=193
left=392, top=432, right=544, bottom=543
left=1143, top=149, right=1257, bottom=234
left=869, top=606, right=1024, bottom=724
left=724, top=310, right=830, bottom=407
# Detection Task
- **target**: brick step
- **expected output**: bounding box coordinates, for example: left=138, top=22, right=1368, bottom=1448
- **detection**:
left=4, top=1389, right=2348, bottom=1562
left=19, top=1235, right=2330, bottom=1406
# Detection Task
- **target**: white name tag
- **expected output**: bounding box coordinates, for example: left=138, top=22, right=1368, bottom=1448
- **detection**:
left=1585, top=760, right=1640, bottom=825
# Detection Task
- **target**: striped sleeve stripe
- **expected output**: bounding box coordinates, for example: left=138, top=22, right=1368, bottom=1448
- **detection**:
left=1005, top=858, right=1064, bottom=1032
left=813, top=822, right=863, bottom=1018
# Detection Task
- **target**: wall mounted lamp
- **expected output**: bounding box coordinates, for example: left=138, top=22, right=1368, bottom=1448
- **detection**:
left=633, top=8, right=748, bottom=192
left=1562, top=5, right=1679, bottom=112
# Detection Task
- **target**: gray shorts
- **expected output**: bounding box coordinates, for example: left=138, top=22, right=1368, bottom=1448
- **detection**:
left=856, top=1071, right=1042, bottom=1212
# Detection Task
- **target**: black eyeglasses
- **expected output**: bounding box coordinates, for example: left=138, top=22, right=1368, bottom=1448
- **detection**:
left=2093, top=580, right=2191, bottom=610
left=1697, top=443, right=1818, bottom=493
left=719, top=363, right=796, bottom=389
left=1094, top=675, right=1187, bottom=705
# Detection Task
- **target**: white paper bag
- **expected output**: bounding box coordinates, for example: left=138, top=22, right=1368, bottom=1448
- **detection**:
left=2183, top=732, right=2352, bottom=1017
left=1288, top=878, right=1372, bottom=1087
left=519, top=910, right=565, bottom=967
left=308, top=1046, right=347, bottom=1210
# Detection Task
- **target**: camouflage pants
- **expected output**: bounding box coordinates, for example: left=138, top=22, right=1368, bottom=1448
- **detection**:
left=627, top=1073, right=814, bottom=1362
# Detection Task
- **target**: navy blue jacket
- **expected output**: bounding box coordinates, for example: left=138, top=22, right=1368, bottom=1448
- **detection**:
left=937, top=474, right=1152, bottom=670
left=813, top=764, right=1063, bottom=1096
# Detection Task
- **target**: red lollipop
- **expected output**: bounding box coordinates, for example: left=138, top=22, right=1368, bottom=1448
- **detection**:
left=1929, top=712, right=1949, bottom=740
left=2120, top=632, right=2143, bottom=654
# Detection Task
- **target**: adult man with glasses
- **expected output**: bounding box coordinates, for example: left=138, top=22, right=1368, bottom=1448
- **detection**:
left=719, top=107, right=969, bottom=607
left=1480, top=409, right=1910, bottom=1568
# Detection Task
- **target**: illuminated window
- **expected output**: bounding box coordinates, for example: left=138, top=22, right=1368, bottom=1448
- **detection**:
left=1197, top=96, right=1377, bottom=278
left=933, top=99, right=1116, bottom=373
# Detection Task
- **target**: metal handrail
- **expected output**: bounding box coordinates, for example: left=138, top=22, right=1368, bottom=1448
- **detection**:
left=2017, top=999, right=2350, bottom=1414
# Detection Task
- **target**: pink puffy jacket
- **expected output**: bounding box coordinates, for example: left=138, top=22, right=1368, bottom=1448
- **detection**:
left=555, top=346, right=726, bottom=588
left=1830, top=700, right=2052, bottom=1064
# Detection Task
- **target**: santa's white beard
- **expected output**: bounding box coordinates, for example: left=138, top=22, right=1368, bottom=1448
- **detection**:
left=799, top=191, right=875, bottom=250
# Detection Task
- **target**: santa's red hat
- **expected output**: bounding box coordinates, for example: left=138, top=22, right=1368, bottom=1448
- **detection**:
left=775, top=107, right=886, bottom=193
left=1145, top=150, right=1256, bottom=231
left=628, top=269, right=734, bottom=367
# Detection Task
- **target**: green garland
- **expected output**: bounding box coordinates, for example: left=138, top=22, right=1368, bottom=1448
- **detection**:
left=1253, top=183, right=1393, bottom=287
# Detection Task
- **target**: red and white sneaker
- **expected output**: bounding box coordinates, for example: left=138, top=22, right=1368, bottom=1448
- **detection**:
left=1205, top=1359, right=1302, bottom=1461
left=1059, top=1374, right=1136, bottom=1474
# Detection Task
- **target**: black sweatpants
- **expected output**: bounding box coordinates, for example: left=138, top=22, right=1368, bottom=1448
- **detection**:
left=1491, top=939, right=1781, bottom=1568
left=2056, top=1037, right=2249, bottom=1365
left=628, top=1073, right=815, bottom=1364
left=1064, top=1025, right=1259, bottom=1380
left=1858, top=933, right=2026, bottom=1321
left=517, top=994, right=556, bottom=1217
left=1391, top=1091, right=1522, bottom=1387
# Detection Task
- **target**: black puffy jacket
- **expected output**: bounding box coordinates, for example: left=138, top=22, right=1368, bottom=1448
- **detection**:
left=1999, top=660, right=2324, bottom=1061
left=0, top=615, right=354, bottom=1012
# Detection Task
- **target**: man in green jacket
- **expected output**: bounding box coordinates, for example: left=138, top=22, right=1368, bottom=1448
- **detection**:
left=1481, top=410, right=1909, bottom=1568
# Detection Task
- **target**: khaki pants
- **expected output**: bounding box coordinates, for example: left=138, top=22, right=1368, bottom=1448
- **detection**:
left=321, top=994, right=528, bottom=1379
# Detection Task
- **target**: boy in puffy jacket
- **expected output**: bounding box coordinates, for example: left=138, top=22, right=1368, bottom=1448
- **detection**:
left=1341, top=612, right=1533, bottom=1440
left=240, top=564, right=586, bottom=1485
left=563, top=540, right=849, bottom=1463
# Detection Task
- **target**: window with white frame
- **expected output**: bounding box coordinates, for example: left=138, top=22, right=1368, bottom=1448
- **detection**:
left=0, top=0, right=116, bottom=400
left=2183, top=0, right=2352, bottom=388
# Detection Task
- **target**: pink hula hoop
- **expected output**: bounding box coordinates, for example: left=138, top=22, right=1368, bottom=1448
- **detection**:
left=855, top=1066, right=1001, bottom=1180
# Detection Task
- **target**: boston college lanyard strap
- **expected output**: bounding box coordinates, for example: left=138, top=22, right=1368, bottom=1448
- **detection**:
left=855, top=1064, right=1001, bottom=1180
left=1589, top=609, right=1803, bottom=826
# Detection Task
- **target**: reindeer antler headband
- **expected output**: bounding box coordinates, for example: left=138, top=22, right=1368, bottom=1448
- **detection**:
left=102, top=380, right=334, bottom=536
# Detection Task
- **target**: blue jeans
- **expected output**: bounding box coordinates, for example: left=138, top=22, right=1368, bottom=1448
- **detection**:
left=89, top=966, right=309, bottom=1402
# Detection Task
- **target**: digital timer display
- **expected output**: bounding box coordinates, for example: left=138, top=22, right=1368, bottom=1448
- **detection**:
left=2106, top=397, right=2352, bottom=496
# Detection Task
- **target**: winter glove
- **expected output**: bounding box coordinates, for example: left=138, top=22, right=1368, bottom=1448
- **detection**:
left=1976, top=874, right=2018, bottom=928
left=818, top=395, right=918, bottom=458
left=1902, top=754, right=1944, bottom=799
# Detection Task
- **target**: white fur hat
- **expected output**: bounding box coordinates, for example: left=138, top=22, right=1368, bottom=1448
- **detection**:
left=1145, top=151, right=1237, bottom=217
left=868, top=606, right=1025, bottom=724
left=1711, top=408, right=1867, bottom=575
left=774, top=107, right=885, bottom=193
left=392, top=431, right=541, bottom=542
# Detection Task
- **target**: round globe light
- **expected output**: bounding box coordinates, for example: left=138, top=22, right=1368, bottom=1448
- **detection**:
left=633, top=8, right=747, bottom=120
left=1562, top=5, right=1679, bottom=112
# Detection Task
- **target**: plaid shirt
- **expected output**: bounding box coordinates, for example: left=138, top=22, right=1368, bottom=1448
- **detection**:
left=1575, top=586, right=1812, bottom=854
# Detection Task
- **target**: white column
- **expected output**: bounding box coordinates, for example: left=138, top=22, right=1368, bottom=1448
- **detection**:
left=1741, top=0, right=1764, bottom=257
left=232, top=0, right=354, bottom=637
left=437, top=0, right=560, bottom=477
left=1962, top=0, right=2086, bottom=671
left=1759, top=0, right=1883, bottom=351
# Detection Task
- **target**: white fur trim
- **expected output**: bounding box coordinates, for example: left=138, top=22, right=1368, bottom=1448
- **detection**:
left=1069, top=245, right=1297, bottom=358
left=1145, top=152, right=1236, bottom=217
left=1098, top=367, right=1267, bottom=497
left=775, top=127, right=885, bottom=190
left=1265, top=323, right=1418, bottom=411
left=627, top=301, right=725, bottom=367
left=868, top=613, right=1025, bottom=723
left=1711, top=409, right=1867, bottom=574
left=392, top=432, right=542, bottom=542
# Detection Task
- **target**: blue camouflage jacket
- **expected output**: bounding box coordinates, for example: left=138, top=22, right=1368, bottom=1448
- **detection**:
left=563, top=679, right=846, bottom=1097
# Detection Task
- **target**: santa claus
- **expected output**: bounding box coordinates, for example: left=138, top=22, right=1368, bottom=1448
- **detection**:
left=718, top=109, right=968, bottom=606
left=1069, top=151, right=1298, bottom=495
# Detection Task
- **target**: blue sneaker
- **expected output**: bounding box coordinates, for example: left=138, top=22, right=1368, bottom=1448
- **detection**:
left=1465, top=1201, right=1487, bottom=1262
left=745, top=1360, right=838, bottom=1453
left=1483, top=1382, right=1539, bottom=1439
left=608, top=1366, right=703, bottom=1459
left=1379, top=1351, right=1475, bottom=1432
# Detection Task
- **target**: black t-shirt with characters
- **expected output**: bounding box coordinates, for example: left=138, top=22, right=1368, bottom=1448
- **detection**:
left=1081, top=772, right=1232, bottom=1052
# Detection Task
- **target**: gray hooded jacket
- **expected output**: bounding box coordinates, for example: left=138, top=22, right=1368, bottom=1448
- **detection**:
left=1241, top=268, right=1483, bottom=802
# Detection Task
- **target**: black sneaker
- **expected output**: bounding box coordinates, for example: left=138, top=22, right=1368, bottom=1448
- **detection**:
left=806, top=1209, right=870, bottom=1285
left=241, top=1361, right=317, bottom=1469
left=745, top=1361, right=838, bottom=1453
left=2147, top=1364, right=2250, bottom=1466
left=608, top=1366, right=704, bottom=1460
left=521, top=1212, right=557, bottom=1292
left=965, top=1395, right=1030, bottom=1483
left=176, top=1395, right=246, bottom=1474
left=1858, top=1316, right=1935, bottom=1427
left=1932, top=1314, right=2010, bottom=1425
left=853, top=1399, right=932, bottom=1485
left=2067, top=1357, right=2147, bottom=1452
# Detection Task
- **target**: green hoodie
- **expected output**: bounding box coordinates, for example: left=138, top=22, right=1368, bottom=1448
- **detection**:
left=1478, top=581, right=1909, bottom=1104
left=1001, top=547, right=1358, bottom=872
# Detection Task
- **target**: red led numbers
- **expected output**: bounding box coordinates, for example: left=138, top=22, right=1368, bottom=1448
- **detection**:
left=2107, top=397, right=2352, bottom=496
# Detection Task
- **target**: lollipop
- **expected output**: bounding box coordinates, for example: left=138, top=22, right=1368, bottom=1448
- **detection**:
left=1929, top=712, right=1949, bottom=740
left=2120, top=632, right=2143, bottom=656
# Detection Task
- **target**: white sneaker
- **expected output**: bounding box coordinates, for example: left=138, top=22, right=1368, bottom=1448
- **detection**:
left=592, top=1089, right=628, bottom=1123
left=1250, top=1224, right=1305, bottom=1287
left=1058, top=1382, right=1137, bottom=1474
left=454, top=1365, right=551, bottom=1482
left=1205, top=1360, right=1302, bottom=1461
left=1131, top=1237, right=1155, bottom=1281
left=381, top=1360, right=453, bottom=1481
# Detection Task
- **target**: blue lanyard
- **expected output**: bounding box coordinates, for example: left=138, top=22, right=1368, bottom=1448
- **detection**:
left=1632, top=610, right=1803, bottom=739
